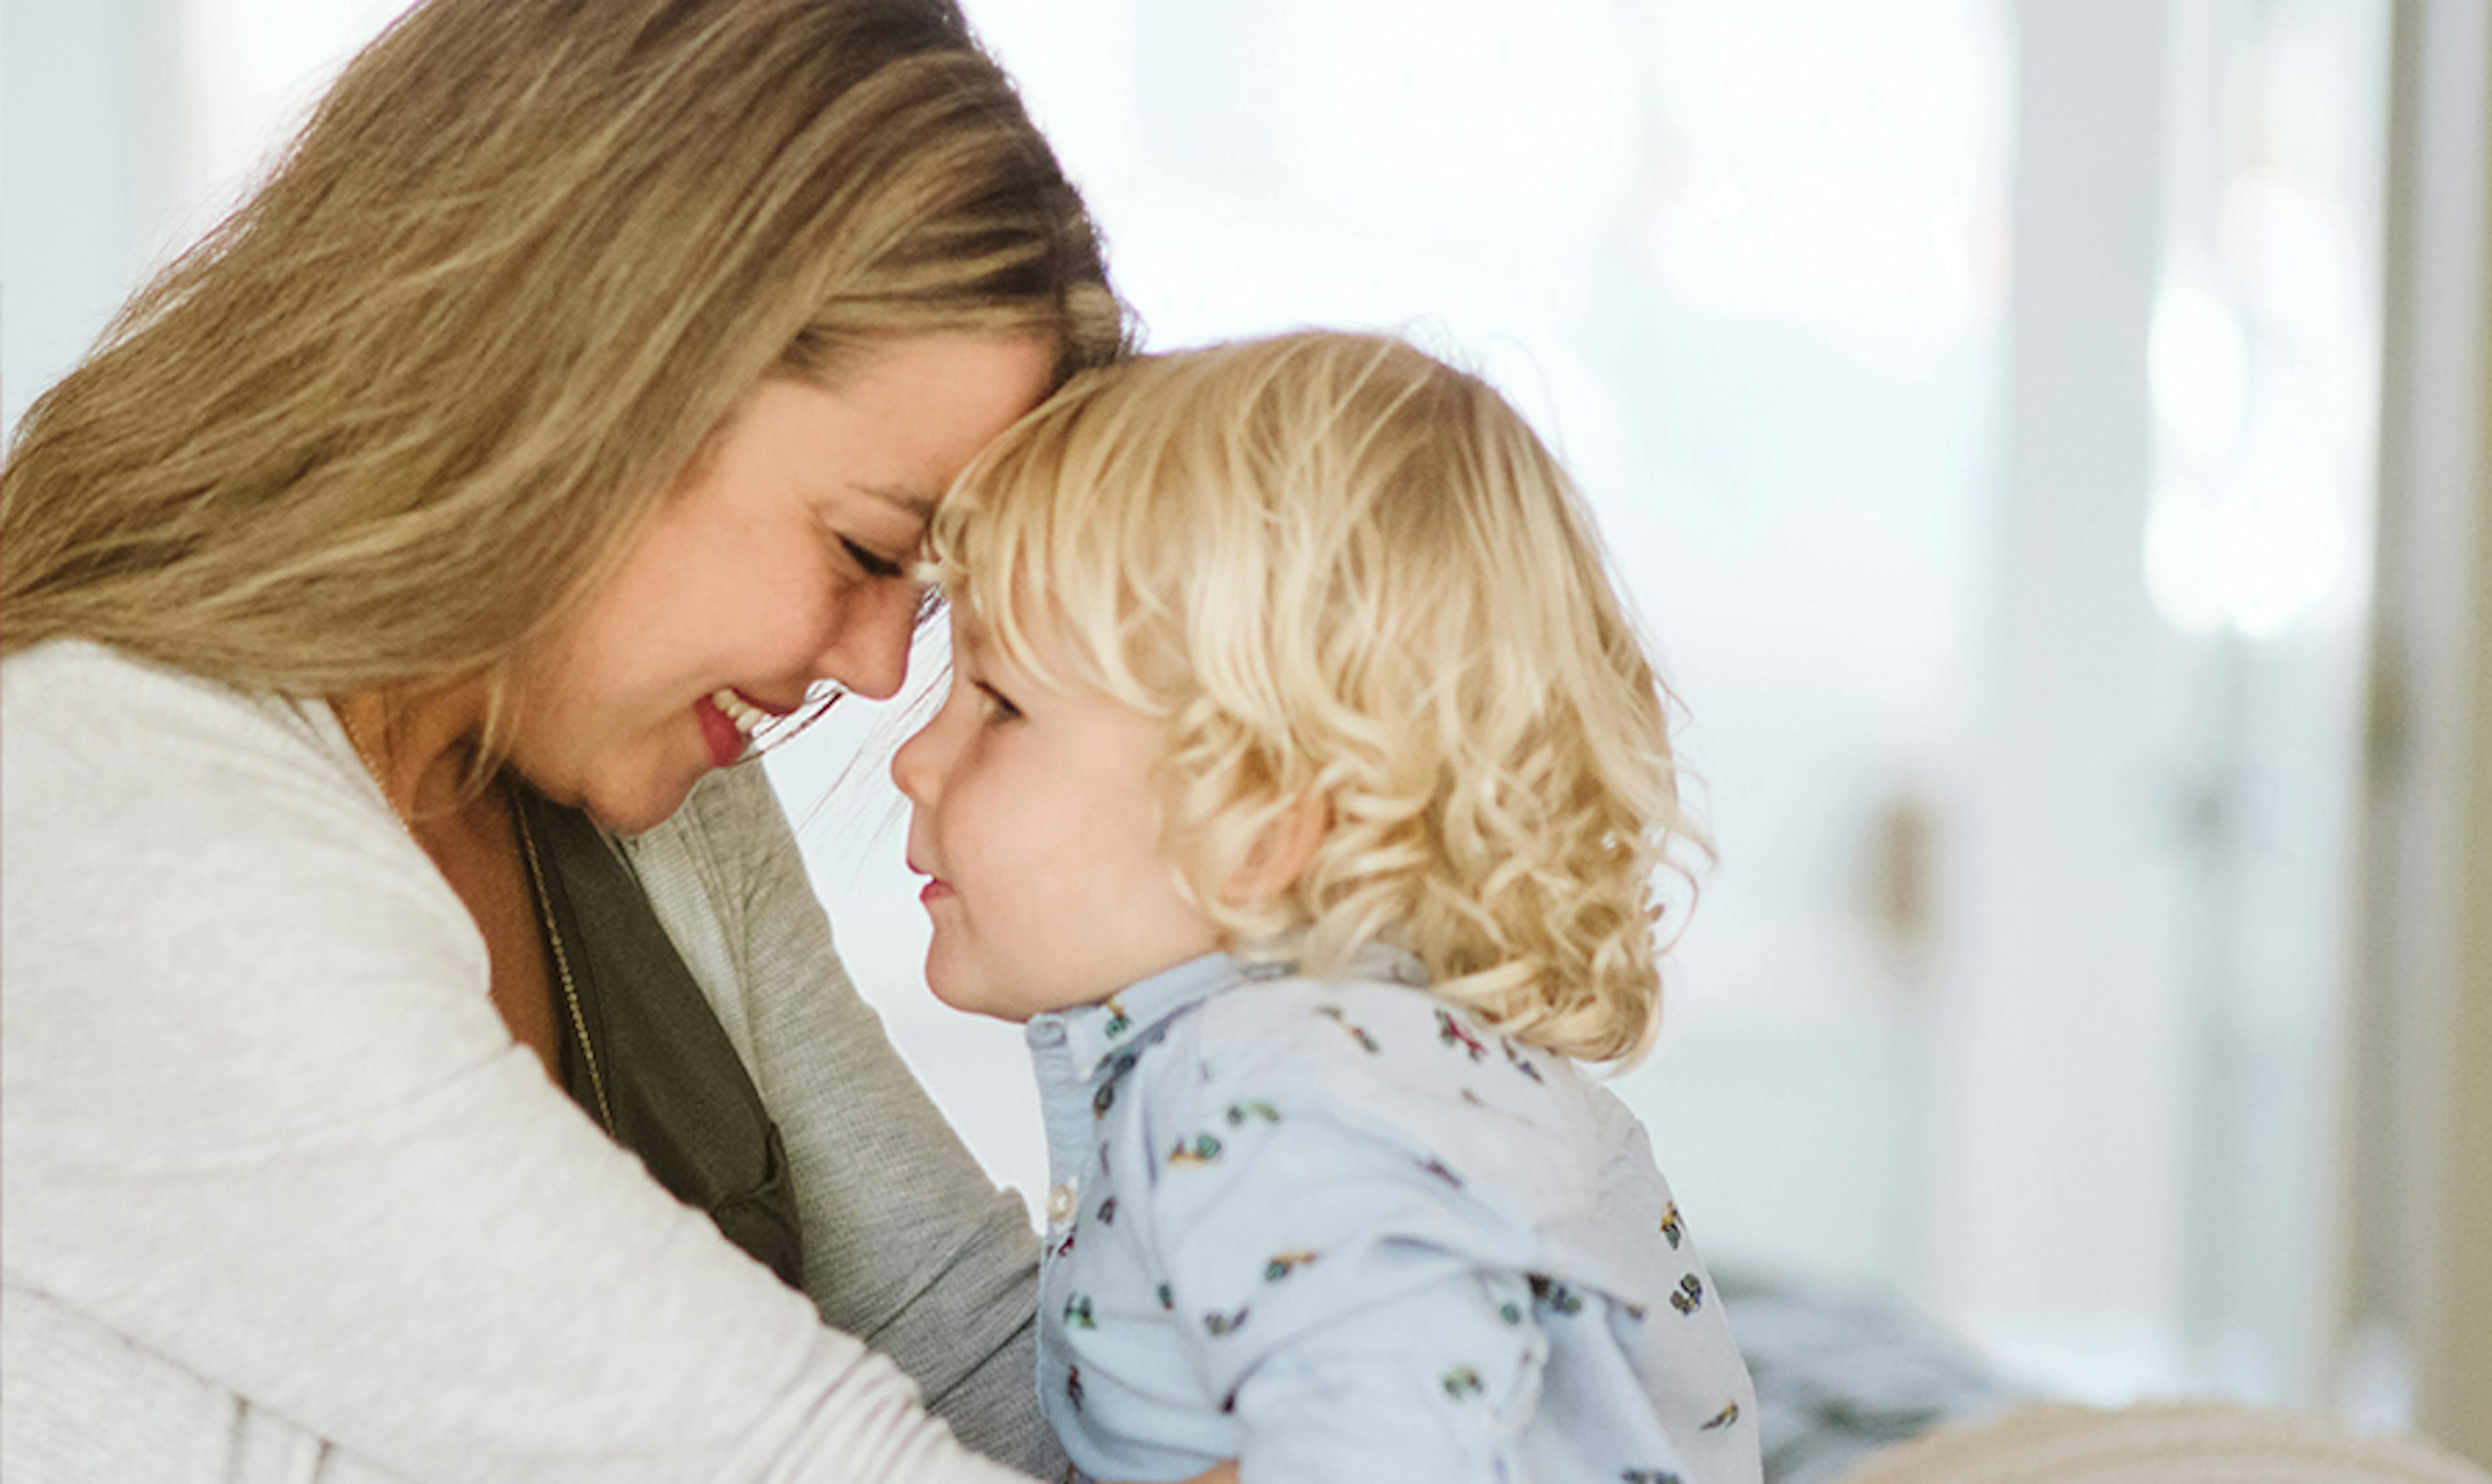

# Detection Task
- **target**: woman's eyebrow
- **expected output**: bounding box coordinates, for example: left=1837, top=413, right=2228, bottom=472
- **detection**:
left=851, top=480, right=940, bottom=524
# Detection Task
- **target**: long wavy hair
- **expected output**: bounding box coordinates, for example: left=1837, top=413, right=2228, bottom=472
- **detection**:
left=1, top=0, right=1125, bottom=719
left=930, top=332, right=1703, bottom=1065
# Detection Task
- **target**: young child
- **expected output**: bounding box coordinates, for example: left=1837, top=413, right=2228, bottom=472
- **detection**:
left=892, top=331, right=1759, bottom=1484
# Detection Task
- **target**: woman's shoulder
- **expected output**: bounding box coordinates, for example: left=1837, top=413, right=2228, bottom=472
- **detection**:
left=4, top=637, right=455, bottom=904
left=2, top=638, right=435, bottom=899
left=3, top=637, right=470, bottom=949
left=3, top=642, right=496, bottom=1137
left=4, top=639, right=351, bottom=799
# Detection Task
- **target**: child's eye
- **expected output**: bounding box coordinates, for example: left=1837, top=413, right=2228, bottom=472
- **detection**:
left=976, top=682, right=1023, bottom=724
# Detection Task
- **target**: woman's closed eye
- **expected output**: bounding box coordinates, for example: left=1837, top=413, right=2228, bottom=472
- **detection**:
left=818, top=511, right=912, bottom=581
left=835, top=534, right=909, bottom=581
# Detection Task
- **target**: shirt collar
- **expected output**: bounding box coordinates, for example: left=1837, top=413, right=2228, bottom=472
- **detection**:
left=1026, top=940, right=1430, bottom=1086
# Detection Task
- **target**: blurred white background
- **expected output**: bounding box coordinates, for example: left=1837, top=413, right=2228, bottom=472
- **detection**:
left=8, top=0, right=2485, bottom=1452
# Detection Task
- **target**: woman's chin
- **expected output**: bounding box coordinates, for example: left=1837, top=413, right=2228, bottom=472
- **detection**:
left=572, top=768, right=705, bottom=838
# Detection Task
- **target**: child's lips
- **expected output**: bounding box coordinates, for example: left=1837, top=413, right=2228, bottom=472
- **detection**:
left=908, top=858, right=955, bottom=904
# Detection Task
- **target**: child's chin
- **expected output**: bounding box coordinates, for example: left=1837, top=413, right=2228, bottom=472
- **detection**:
left=925, top=973, right=1037, bottom=1025
left=925, top=970, right=1115, bottom=1025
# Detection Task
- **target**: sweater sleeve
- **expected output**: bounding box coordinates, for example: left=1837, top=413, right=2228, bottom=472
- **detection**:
left=659, top=766, right=1063, bottom=1479
left=0, top=648, right=1035, bottom=1484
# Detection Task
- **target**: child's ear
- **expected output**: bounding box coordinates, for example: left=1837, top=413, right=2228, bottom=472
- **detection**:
left=1224, top=792, right=1332, bottom=907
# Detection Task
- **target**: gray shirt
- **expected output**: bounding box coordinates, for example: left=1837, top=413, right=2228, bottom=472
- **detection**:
left=1, top=639, right=1060, bottom=1483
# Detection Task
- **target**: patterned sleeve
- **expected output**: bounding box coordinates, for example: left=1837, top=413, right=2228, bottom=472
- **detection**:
left=1137, top=999, right=1557, bottom=1484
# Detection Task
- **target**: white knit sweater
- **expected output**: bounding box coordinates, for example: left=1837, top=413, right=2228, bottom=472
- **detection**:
left=1, top=640, right=1053, bottom=1484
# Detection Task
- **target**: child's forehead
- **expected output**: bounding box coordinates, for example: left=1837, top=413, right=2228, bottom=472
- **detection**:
left=947, top=599, right=1060, bottom=683
left=946, top=602, right=992, bottom=654
left=945, top=590, right=1164, bottom=718
left=945, top=607, right=1006, bottom=675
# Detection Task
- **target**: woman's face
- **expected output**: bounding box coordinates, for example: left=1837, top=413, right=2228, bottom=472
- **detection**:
left=504, top=333, right=1058, bottom=834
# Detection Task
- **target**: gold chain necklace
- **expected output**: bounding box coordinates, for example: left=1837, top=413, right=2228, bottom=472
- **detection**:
left=334, top=701, right=615, bottom=1134
left=336, top=702, right=415, bottom=838
left=511, top=796, right=615, bottom=1134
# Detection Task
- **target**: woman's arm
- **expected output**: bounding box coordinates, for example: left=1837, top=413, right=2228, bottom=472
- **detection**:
left=0, top=652, right=1038, bottom=1484
left=642, top=764, right=1064, bottom=1478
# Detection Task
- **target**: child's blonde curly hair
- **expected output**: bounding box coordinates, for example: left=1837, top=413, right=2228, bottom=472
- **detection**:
left=928, top=330, right=1700, bottom=1065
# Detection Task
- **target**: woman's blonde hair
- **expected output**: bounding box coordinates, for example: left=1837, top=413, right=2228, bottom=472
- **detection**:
left=1, top=0, right=1124, bottom=703
left=931, top=331, right=1700, bottom=1065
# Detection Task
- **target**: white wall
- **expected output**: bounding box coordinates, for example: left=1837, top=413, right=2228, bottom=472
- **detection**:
left=3, top=0, right=182, bottom=435
left=1924, top=0, right=2199, bottom=1385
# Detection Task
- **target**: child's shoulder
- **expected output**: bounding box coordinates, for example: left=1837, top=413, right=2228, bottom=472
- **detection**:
left=1133, top=969, right=1627, bottom=1228
left=1154, top=969, right=1590, bottom=1143
left=1172, top=969, right=1500, bottom=1066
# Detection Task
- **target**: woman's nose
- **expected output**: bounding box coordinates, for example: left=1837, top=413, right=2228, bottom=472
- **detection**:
left=819, top=578, right=924, bottom=702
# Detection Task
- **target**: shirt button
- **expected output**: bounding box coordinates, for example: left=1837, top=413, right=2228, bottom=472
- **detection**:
left=1046, top=1182, right=1077, bottom=1224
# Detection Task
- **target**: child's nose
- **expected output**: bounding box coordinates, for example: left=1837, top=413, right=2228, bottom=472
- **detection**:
left=890, top=716, right=940, bottom=805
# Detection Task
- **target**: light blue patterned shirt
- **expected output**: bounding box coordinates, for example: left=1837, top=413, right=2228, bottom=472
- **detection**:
left=1023, top=948, right=1761, bottom=1484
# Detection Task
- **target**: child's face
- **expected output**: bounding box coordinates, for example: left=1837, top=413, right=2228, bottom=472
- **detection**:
left=892, top=611, right=1222, bottom=1021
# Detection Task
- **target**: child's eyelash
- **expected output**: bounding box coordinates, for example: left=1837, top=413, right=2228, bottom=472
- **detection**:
left=977, top=682, right=1022, bottom=722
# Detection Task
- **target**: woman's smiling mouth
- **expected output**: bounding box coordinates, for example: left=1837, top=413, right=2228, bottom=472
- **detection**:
left=695, top=687, right=793, bottom=767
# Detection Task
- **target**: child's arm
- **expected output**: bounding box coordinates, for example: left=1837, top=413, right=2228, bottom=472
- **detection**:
left=1144, top=1086, right=1553, bottom=1484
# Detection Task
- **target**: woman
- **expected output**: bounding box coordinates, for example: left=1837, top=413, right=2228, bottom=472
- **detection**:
left=1, top=2, right=1217, bottom=1480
